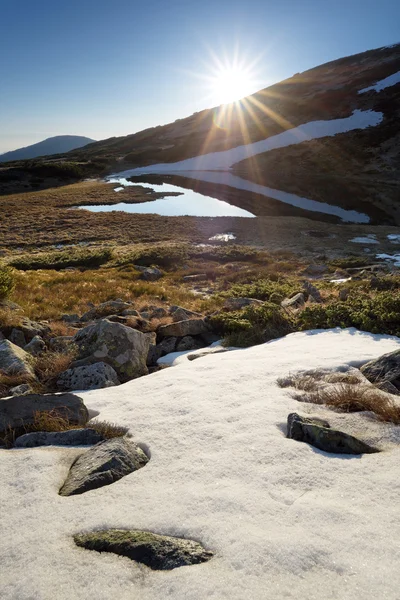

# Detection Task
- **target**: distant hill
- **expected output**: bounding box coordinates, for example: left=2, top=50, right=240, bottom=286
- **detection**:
left=0, top=135, right=96, bottom=162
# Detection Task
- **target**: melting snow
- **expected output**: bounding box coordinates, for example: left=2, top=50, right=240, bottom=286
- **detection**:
left=1, top=328, right=400, bottom=599
left=350, top=236, right=379, bottom=244
left=358, top=70, right=400, bottom=94
left=388, top=234, right=400, bottom=243
left=376, top=253, right=400, bottom=267
left=208, top=233, right=236, bottom=242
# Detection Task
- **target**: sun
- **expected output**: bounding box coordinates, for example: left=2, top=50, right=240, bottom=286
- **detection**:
left=210, top=65, right=257, bottom=105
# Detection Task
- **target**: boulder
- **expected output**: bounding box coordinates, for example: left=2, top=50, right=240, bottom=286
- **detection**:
left=375, top=380, right=400, bottom=395
left=48, top=336, right=74, bottom=352
left=281, top=293, right=305, bottom=309
left=59, top=438, right=149, bottom=496
left=0, top=339, right=36, bottom=379
left=80, top=300, right=132, bottom=322
left=158, top=319, right=210, bottom=338
left=10, top=383, right=32, bottom=396
left=9, top=328, right=26, bottom=348
left=176, top=336, right=203, bottom=352
left=139, top=267, right=163, bottom=281
left=303, top=281, right=322, bottom=302
left=14, top=428, right=104, bottom=448
left=339, top=288, right=350, bottom=301
left=121, top=308, right=140, bottom=317
left=18, top=318, right=50, bottom=341
left=74, top=529, right=213, bottom=570
left=24, top=335, right=46, bottom=356
left=61, top=313, right=80, bottom=323
left=57, top=362, right=120, bottom=391
left=223, top=297, right=263, bottom=311
left=171, top=307, right=203, bottom=322
left=286, top=413, right=378, bottom=454
left=301, top=264, right=328, bottom=276
left=360, top=350, right=400, bottom=389
left=73, top=319, right=150, bottom=382
left=0, top=393, right=88, bottom=433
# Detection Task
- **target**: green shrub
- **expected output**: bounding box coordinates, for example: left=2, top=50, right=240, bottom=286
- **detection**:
left=0, top=266, right=15, bottom=300
left=10, top=247, right=113, bottom=271
left=117, top=244, right=189, bottom=269
left=210, top=302, right=294, bottom=347
left=188, top=245, right=262, bottom=263
left=329, top=256, right=371, bottom=269
left=221, top=278, right=300, bottom=304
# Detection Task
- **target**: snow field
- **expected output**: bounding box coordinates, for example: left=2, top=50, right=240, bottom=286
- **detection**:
left=1, top=329, right=400, bottom=600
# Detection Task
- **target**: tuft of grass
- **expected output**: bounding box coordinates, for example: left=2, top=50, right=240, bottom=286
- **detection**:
left=10, top=247, right=113, bottom=271
left=33, top=349, right=76, bottom=388
left=88, top=419, right=129, bottom=439
left=0, top=266, right=15, bottom=300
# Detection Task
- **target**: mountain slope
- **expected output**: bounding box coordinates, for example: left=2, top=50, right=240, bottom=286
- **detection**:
left=0, top=135, right=95, bottom=162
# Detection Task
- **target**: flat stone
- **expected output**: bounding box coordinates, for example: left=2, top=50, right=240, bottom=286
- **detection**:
left=14, top=428, right=104, bottom=448
left=172, top=307, right=203, bottom=322
left=59, top=438, right=148, bottom=496
left=74, top=529, right=213, bottom=570
left=158, top=318, right=210, bottom=338
left=287, top=413, right=378, bottom=455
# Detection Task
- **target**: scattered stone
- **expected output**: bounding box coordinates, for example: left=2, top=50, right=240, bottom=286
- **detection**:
left=10, top=383, right=32, bottom=396
left=59, top=438, right=149, bottom=496
left=57, top=362, right=120, bottom=391
left=156, top=337, right=178, bottom=355
left=80, top=300, right=132, bottom=322
left=121, top=308, right=140, bottom=317
left=303, top=280, right=322, bottom=302
left=24, top=335, right=46, bottom=356
left=286, top=413, right=378, bottom=454
left=176, top=336, right=202, bottom=352
left=339, top=288, right=350, bottom=301
left=281, top=293, right=305, bottom=309
left=223, top=297, right=263, bottom=311
left=14, top=428, right=104, bottom=448
left=9, top=328, right=26, bottom=348
left=360, top=349, right=400, bottom=389
left=140, top=267, right=163, bottom=281
left=172, top=307, right=203, bottom=322
left=0, top=393, right=88, bottom=433
left=73, top=319, right=150, bottom=382
left=74, top=529, right=213, bottom=570
left=158, top=318, right=210, bottom=338
left=0, top=339, right=36, bottom=379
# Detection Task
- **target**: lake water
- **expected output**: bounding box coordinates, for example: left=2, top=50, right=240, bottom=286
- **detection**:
left=81, top=179, right=255, bottom=218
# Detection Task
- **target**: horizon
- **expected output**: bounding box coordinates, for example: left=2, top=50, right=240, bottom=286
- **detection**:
left=1, top=0, right=399, bottom=154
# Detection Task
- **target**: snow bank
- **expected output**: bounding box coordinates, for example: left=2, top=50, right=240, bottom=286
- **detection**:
left=358, top=70, right=400, bottom=94
left=1, top=329, right=400, bottom=600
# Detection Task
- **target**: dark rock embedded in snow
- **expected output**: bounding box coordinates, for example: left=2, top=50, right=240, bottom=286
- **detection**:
left=59, top=438, right=149, bottom=496
left=14, top=428, right=104, bottom=448
left=287, top=413, right=379, bottom=455
left=360, top=350, right=400, bottom=390
left=0, top=393, right=88, bottom=433
left=74, top=529, right=213, bottom=570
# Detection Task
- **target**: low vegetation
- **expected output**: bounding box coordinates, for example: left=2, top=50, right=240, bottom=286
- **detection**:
left=10, top=247, right=113, bottom=271
left=0, top=266, right=15, bottom=300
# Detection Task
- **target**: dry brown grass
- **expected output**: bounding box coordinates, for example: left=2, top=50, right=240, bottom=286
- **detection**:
left=48, top=320, right=78, bottom=337
left=0, top=373, right=37, bottom=398
left=33, top=350, right=76, bottom=388
left=88, top=419, right=129, bottom=439
left=277, top=369, right=362, bottom=392
left=0, top=307, right=24, bottom=328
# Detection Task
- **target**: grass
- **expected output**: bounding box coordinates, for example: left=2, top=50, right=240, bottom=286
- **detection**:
left=0, top=266, right=15, bottom=300
left=10, top=247, right=113, bottom=271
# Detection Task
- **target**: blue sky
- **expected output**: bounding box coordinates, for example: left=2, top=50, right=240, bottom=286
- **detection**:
left=0, top=0, right=399, bottom=153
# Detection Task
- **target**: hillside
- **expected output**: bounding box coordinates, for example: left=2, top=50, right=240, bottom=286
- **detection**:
left=0, top=135, right=95, bottom=162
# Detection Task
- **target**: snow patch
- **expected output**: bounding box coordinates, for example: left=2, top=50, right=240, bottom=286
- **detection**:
left=350, top=236, right=379, bottom=244
left=358, top=70, right=400, bottom=94
left=208, top=233, right=236, bottom=242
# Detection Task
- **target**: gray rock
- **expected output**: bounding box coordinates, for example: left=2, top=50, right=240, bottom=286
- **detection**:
left=301, top=264, right=328, bottom=276
left=176, top=336, right=203, bottom=352
left=49, top=336, right=74, bottom=352
left=172, top=307, right=203, bottom=322
left=80, top=300, right=132, bottom=322
left=287, top=413, right=378, bottom=455
left=73, top=319, right=150, bottom=382
left=223, top=297, right=263, bottom=311
left=19, top=319, right=50, bottom=341
left=59, top=438, right=149, bottom=496
left=57, top=362, right=120, bottom=391
left=74, top=529, right=213, bottom=570
left=9, top=328, right=26, bottom=348
left=158, top=319, right=210, bottom=338
left=121, top=309, right=140, bottom=317
left=360, top=350, right=400, bottom=389
left=140, top=267, right=163, bottom=281
left=61, top=314, right=80, bottom=323
left=281, top=293, right=305, bottom=309
left=375, top=380, right=400, bottom=395
left=182, top=274, right=207, bottom=282
left=10, top=383, right=32, bottom=396
left=0, top=339, right=36, bottom=379
left=0, top=393, right=88, bottom=433
left=339, top=288, right=350, bottom=301
left=303, top=281, right=322, bottom=302
left=24, top=335, right=46, bottom=356
left=14, top=428, right=104, bottom=448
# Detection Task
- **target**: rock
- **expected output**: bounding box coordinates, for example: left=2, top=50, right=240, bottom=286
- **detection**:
left=0, top=339, right=36, bottom=379
left=375, top=380, right=400, bottom=395
left=9, top=328, right=26, bottom=348
left=73, top=319, right=150, bottom=382
left=286, top=413, right=378, bottom=454
left=176, top=336, right=202, bottom=352
left=303, top=281, right=322, bottom=302
left=14, top=428, right=104, bottom=448
left=223, top=297, right=263, bottom=311
left=301, top=264, right=328, bottom=276
left=10, top=383, right=32, bottom=396
left=188, top=347, right=229, bottom=361
left=158, top=318, right=210, bottom=338
left=24, top=335, right=46, bottom=356
left=19, top=318, right=50, bottom=341
left=61, top=313, right=80, bottom=323
left=74, top=529, right=213, bottom=570
left=172, top=307, right=203, bottom=322
left=0, top=393, right=88, bottom=433
left=182, top=274, right=207, bottom=282
left=80, top=300, right=132, bottom=322
left=140, top=267, right=163, bottom=281
left=121, top=309, right=140, bottom=317
left=57, top=362, right=120, bottom=391
left=360, top=350, right=400, bottom=389
left=59, top=438, right=149, bottom=496
left=281, top=293, right=305, bottom=309
left=157, top=337, right=178, bottom=355
left=339, top=287, right=350, bottom=301
left=150, top=306, right=168, bottom=319
left=49, top=336, right=74, bottom=352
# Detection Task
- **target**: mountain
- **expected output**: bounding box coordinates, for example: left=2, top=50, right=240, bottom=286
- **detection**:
left=66, top=43, right=400, bottom=224
left=0, top=135, right=96, bottom=162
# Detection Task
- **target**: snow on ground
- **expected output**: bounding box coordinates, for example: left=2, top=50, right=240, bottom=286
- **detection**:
left=1, top=329, right=400, bottom=600
left=388, top=234, right=400, bottom=243
left=376, top=253, right=400, bottom=267
left=358, top=70, right=400, bottom=94
left=350, top=236, right=379, bottom=244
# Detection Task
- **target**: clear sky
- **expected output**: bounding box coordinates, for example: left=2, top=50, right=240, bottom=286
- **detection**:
left=0, top=0, right=399, bottom=153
